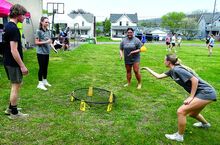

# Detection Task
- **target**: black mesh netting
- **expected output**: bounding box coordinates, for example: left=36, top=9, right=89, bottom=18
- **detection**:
left=71, top=87, right=116, bottom=104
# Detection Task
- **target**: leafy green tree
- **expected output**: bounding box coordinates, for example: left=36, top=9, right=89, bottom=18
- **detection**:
left=42, top=9, right=52, bottom=16
left=180, top=17, right=198, bottom=38
left=96, top=29, right=102, bottom=36
left=55, top=24, right=60, bottom=34
left=161, top=12, right=186, bottom=32
left=70, top=9, right=90, bottom=14
left=103, top=18, right=111, bottom=36
left=140, top=22, right=158, bottom=27
left=96, top=22, right=103, bottom=27
left=96, top=22, right=103, bottom=36
left=140, top=22, right=147, bottom=27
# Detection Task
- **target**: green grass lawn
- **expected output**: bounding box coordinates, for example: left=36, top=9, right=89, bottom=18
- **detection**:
left=96, top=36, right=120, bottom=42
left=181, top=39, right=220, bottom=44
left=0, top=43, right=219, bottom=144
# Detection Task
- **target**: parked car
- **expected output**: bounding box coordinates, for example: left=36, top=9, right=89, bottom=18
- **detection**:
left=146, top=33, right=153, bottom=42
left=153, top=35, right=159, bottom=41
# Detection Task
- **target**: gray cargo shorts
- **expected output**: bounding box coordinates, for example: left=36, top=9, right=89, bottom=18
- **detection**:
left=4, top=65, right=23, bottom=84
left=196, top=89, right=217, bottom=101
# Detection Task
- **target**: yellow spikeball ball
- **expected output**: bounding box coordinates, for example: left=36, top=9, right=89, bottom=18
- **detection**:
left=140, top=45, right=147, bottom=52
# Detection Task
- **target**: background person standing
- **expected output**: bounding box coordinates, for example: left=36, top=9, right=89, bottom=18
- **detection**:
left=207, top=34, right=215, bottom=56
left=177, top=34, right=182, bottom=48
left=171, top=33, right=177, bottom=53
left=165, top=34, right=171, bottom=51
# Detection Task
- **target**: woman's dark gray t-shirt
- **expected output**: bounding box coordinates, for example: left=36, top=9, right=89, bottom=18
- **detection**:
left=120, top=37, right=142, bottom=65
left=165, top=65, right=216, bottom=101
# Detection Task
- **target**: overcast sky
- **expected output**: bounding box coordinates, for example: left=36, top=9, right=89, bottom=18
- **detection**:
left=43, top=0, right=218, bottom=21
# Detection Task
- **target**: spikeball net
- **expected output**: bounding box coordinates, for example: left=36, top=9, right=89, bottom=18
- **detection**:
left=70, top=87, right=116, bottom=112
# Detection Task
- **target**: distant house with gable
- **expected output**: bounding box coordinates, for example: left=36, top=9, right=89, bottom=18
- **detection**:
left=206, top=14, right=220, bottom=37
left=68, top=13, right=95, bottom=38
left=110, top=13, right=138, bottom=40
left=198, top=13, right=220, bottom=38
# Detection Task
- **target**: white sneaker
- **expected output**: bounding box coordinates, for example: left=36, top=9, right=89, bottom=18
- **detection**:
left=165, top=132, right=184, bottom=142
left=37, top=82, right=47, bottom=91
left=123, top=83, right=130, bottom=87
left=43, top=79, right=51, bottom=87
left=8, top=112, right=29, bottom=119
left=193, top=122, right=211, bottom=128
left=137, top=83, right=142, bottom=89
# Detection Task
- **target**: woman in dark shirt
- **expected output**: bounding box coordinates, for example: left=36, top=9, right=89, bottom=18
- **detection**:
left=120, top=28, right=142, bottom=89
left=142, top=54, right=217, bottom=142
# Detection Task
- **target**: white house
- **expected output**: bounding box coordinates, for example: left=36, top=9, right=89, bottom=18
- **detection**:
left=198, top=13, right=220, bottom=38
left=68, top=13, right=95, bottom=38
left=110, top=13, right=138, bottom=40
left=206, top=15, right=220, bottom=36
left=48, top=14, right=73, bottom=27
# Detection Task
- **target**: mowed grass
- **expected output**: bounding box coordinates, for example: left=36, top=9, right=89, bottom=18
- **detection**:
left=0, top=43, right=219, bottom=145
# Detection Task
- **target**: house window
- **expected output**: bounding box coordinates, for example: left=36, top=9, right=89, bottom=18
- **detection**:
left=116, top=30, right=118, bottom=35
left=120, top=21, right=122, bottom=26
left=126, top=21, right=129, bottom=26
left=82, top=21, right=84, bottom=26
left=85, top=31, right=87, bottom=35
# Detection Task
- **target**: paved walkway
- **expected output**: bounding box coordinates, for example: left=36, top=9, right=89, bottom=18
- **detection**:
left=70, top=41, right=220, bottom=47
left=96, top=41, right=220, bottom=47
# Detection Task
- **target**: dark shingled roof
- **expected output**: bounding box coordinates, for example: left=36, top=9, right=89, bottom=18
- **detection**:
left=110, top=13, right=138, bottom=23
left=199, top=12, right=220, bottom=24
left=68, top=13, right=94, bottom=23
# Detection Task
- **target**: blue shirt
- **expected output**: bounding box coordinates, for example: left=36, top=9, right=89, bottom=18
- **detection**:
left=209, top=37, right=214, bottom=46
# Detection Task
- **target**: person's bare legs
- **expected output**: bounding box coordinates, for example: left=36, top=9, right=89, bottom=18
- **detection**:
left=10, top=83, right=21, bottom=106
left=125, top=64, right=132, bottom=86
left=177, top=98, right=212, bottom=135
left=133, top=62, right=141, bottom=89
left=208, top=46, right=212, bottom=56
left=188, top=106, right=209, bottom=124
left=133, top=62, right=141, bottom=84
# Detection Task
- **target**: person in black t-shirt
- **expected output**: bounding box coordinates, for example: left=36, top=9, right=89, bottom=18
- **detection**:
left=141, top=54, right=216, bottom=142
left=3, top=4, right=29, bottom=119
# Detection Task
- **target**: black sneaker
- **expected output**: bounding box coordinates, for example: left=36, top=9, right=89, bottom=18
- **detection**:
left=4, top=108, right=22, bottom=115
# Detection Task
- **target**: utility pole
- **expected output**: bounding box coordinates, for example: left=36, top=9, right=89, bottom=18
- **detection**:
left=211, top=0, right=217, bottom=34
